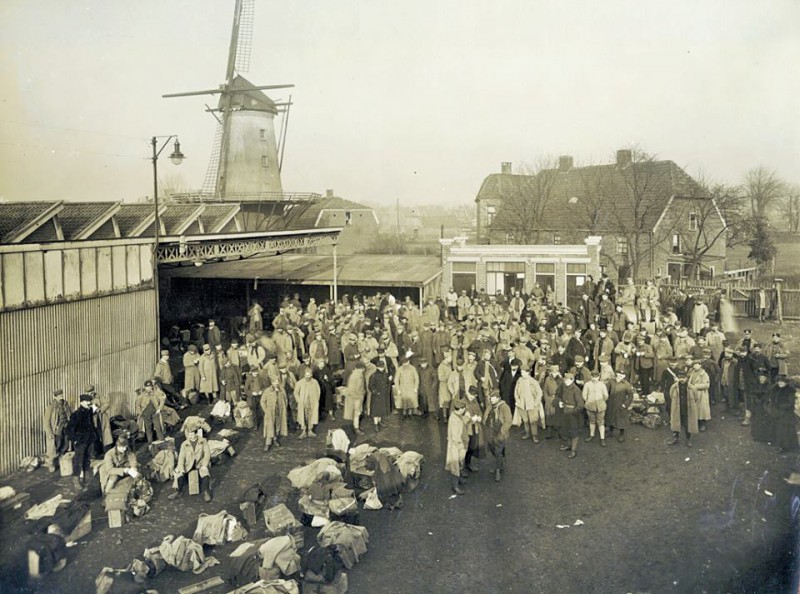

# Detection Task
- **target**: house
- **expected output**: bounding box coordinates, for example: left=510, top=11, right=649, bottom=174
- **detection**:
left=475, top=150, right=727, bottom=281
left=290, top=191, right=379, bottom=253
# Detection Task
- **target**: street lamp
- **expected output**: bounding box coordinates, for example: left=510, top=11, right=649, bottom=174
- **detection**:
left=151, top=135, right=185, bottom=354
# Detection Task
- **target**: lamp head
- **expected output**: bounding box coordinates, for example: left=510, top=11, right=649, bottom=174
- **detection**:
left=169, top=139, right=185, bottom=165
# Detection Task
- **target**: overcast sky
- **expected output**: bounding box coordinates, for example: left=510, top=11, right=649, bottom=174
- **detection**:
left=1, top=0, right=798, bottom=206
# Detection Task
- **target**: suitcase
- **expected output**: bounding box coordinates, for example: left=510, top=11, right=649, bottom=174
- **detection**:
left=263, top=503, right=295, bottom=534
left=188, top=469, right=200, bottom=495
left=148, top=437, right=175, bottom=457
left=107, top=509, right=125, bottom=528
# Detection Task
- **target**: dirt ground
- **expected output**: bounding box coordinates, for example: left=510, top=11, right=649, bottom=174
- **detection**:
left=1, top=321, right=799, bottom=594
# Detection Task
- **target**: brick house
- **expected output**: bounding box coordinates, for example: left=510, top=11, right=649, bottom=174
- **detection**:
left=475, top=150, right=727, bottom=281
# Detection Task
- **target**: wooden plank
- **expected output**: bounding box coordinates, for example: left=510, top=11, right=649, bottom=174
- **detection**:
left=177, top=575, right=224, bottom=594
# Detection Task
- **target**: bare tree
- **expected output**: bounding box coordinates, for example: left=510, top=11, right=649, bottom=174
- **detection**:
left=602, top=148, right=669, bottom=279
left=674, top=180, right=747, bottom=279
left=576, top=166, right=611, bottom=233
left=780, top=184, right=800, bottom=233
left=491, top=157, right=559, bottom=243
left=744, top=167, right=784, bottom=218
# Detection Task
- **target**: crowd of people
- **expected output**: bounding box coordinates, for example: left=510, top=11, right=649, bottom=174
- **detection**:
left=42, top=275, right=796, bottom=501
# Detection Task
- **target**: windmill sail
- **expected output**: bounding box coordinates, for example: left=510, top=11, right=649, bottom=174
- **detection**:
left=234, top=0, right=254, bottom=74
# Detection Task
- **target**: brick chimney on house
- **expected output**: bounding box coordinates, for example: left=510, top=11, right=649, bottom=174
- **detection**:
left=325, top=189, right=334, bottom=198
left=616, top=149, right=632, bottom=167
left=559, top=155, right=574, bottom=172
left=501, top=162, right=512, bottom=174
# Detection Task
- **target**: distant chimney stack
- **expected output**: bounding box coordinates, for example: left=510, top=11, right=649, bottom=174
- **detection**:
left=325, top=189, right=334, bottom=198
left=558, top=155, right=574, bottom=172
left=616, top=149, right=632, bottom=167
left=501, top=162, right=512, bottom=174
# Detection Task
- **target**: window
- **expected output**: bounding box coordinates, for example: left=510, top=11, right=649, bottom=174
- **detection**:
left=534, top=262, right=556, bottom=298
left=617, top=236, right=628, bottom=255
left=451, top=261, right=477, bottom=294
left=553, top=234, right=561, bottom=245
left=259, top=129, right=266, bottom=140
left=566, top=262, right=587, bottom=310
left=261, top=155, right=268, bottom=167
left=345, top=211, right=352, bottom=226
left=486, top=261, right=525, bottom=295
left=672, top=233, right=681, bottom=254
left=689, top=212, right=697, bottom=231
left=486, top=205, right=497, bottom=227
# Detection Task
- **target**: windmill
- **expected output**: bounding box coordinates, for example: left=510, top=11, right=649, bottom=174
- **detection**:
left=164, top=0, right=317, bottom=230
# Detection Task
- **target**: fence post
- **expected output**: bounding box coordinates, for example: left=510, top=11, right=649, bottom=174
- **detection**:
left=775, top=278, right=784, bottom=325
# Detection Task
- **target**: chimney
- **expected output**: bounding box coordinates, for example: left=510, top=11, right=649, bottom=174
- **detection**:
left=501, top=162, right=512, bottom=174
left=558, top=155, right=574, bottom=172
left=325, top=189, right=334, bottom=198
left=616, top=149, right=632, bottom=167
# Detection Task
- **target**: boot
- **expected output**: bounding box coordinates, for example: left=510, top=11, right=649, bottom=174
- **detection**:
left=686, top=434, right=692, bottom=447
left=668, top=433, right=679, bottom=446
left=203, top=490, right=212, bottom=503
left=494, top=469, right=502, bottom=482
left=168, top=490, right=181, bottom=500
left=451, top=476, right=465, bottom=495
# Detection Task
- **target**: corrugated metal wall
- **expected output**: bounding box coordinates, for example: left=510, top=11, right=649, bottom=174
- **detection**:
left=0, top=289, right=156, bottom=477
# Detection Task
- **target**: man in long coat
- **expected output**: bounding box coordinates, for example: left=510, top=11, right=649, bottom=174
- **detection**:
left=199, top=344, right=219, bottom=402
left=669, top=369, right=699, bottom=447
left=294, top=367, right=320, bottom=438
left=483, top=390, right=512, bottom=482
left=445, top=399, right=470, bottom=495
left=606, top=371, right=634, bottom=442
left=395, top=357, right=420, bottom=417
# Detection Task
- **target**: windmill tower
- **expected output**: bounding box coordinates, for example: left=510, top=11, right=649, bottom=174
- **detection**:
left=164, top=0, right=294, bottom=202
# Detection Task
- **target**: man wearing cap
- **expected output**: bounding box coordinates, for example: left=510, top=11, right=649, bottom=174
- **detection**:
left=87, top=385, right=113, bottom=453
left=368, top=359, right=392, bottom=431
left=294, top=367, right=320, bottom=438
left=170, top=428, right=213, bottom=502
left=607, top=370, right=634, bottom=442
left=483, top=390, right=512, bottom=482
left=446, top=398, right=470, bottom=495
left=765, top=333, right=790, bottom=383
left=67, top=393, right=102, bottom=486
left=100, top=434, right=139, bottom=494
left=437, top=351, right=455, bottom=421
left=418, top=358, right=439, bottom=419
left=558, top=373, right=585, bottom=458
left=499, top=357, right=521, bottom=414
left=514, top=367, right=544, bottom=442
left=395, top=357, right=420, bottom=418
left=136, top=380, right=165, bottom=444
left=344, top=362, right=367, bottom=434
left=652, top=330, right=674, bottom=384
left=199, top=344, right=219, bottom=403
left=542, top=365, right=563, bottom=439
left=749, top=367, right=773, bottom=443
left=633, top=336, right=655, bottom=395
left=207, top=319, right=221, bottom=350
left=593, top=329, right=615, bottom=372
left=220, top=357, right=241, bottom=403
left=736, top=329, right=754, bottom=355
left=43, top=389, right=71, bottom=472
left=582, top=371, right=609, bottom=446
left=183, top=344, right=202, bottom=393
left=768, top=375, right=798, bottom=453
left=669, top=369, right=699, bottom=447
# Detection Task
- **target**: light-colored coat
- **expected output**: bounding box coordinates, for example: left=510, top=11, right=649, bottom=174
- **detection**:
left=445, top=411, right=468, bottom=477
left=688, top=367, right=711, bottom=421
left=294, top=377, right=320, bottom=429
left=395, top=364, right=420, bottom=409
left=199, top=354, right=219, bottom=393
left=175, top=437, right=211, bottom=478
left=669, top=382, right=700, bottom=434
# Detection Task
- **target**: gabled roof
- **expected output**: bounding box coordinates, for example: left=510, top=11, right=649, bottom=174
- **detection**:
left=157, top=205, right=206, bottom=235
left=115, top=204, right=161, bottom=237
left=477, top=159, right=706, bottom=234
left=291, top=197, right=376, bottom=228
left=57, top=202, right=121, bottom=240
left=198, top=204, right=240, bottom=234
left=0, top=201, right=65, bottom=244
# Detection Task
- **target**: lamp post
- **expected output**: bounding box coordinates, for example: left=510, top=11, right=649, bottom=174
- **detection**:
left=151, top=135, right=185, bottom=354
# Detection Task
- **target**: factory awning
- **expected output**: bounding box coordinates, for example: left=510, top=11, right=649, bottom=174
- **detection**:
left=160, top=253, right=443, bottom=288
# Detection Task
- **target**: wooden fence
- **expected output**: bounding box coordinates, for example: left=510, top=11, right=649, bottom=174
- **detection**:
left=629, top=279, right=800, bottom=321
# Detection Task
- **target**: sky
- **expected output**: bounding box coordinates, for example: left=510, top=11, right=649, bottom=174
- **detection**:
left=1, top=0, right=799, bottom=207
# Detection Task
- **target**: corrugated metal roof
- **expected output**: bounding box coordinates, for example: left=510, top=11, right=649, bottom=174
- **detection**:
left=160, top=253, right=442, bottom=287
left=291, top=197, right=375, bottom=228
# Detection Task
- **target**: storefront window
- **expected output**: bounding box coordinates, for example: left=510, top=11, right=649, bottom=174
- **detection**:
left=534, top=262, right=555, bottom=298
left=451, top=261, right=477, bottom=294
left=486, top=261, right=524, bottom=296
